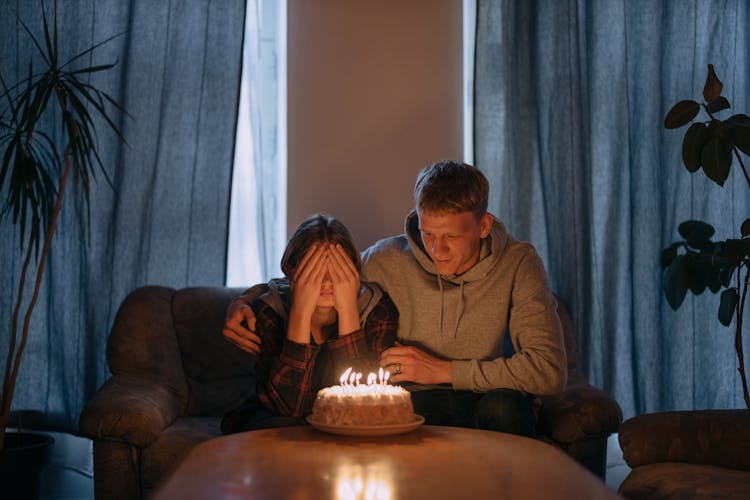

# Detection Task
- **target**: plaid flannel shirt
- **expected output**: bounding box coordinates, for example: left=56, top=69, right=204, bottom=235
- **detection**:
left=255, top=293, right=398, bottom=417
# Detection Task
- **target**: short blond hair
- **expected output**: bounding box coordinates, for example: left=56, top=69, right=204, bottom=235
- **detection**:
left=413, top=160, right=489, bottom=218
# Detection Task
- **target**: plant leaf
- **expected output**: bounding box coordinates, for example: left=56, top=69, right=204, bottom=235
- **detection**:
left=706, top=263, right=723, bottom=293
left=661, top=242, right=682, bottom=269
left=706, top=96, right=730, bottom=114
left=682, top=122, right=709, bottom=172
left=718, top=287, right=738, bottom=326
left=664, top=255, right=690, bottom=309
left=742, top=218, right=750, bottom=238
left=703, top=64, right=723, bottom=102
left=665, top=100, right=700, bottom=129
left=687, top=255, right=708, bottom=295
left=701, top=122, right=733, bottom=186
left=678, top=220, right=715, bottom=245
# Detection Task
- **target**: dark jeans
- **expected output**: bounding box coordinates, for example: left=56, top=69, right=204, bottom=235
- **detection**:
left=221, top=396, right=304, bottom=434
left=410, top=388, right=537, bottom=438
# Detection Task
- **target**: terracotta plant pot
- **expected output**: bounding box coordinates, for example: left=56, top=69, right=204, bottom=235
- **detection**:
left=0, top=432, right=55, bottom=500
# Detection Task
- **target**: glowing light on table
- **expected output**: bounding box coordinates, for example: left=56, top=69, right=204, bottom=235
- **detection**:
left=335, top=462, right=393, bottom=500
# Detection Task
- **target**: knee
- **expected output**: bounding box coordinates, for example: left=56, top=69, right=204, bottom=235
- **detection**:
left=474, top=389, right=536, bottom=437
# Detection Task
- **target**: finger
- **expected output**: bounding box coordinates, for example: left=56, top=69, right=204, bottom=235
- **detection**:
left=295, top=244, right=319, bottom=273
left=326, top=249, right=346, bottom=283
left=222, top=327, right=262, bottom=355
left=308, top=248, right=328, bottom=283
left=328, top=246, right=350, bottom=280
left=246, top=313, right=256, bottom=332
left=295, top=245, right=326, bottom=284
left=334, top=244, right=359, bottom=276
left=379, top=348, right=405, bottom=367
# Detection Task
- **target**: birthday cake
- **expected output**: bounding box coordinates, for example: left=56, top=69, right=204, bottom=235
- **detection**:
left=310, top=368, right=415, bottom=426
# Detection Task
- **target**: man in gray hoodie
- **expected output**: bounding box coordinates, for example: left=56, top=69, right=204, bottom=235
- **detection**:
left=367, top=160, right=566, bottom=437
left=223, top=160, right=566, bottom=437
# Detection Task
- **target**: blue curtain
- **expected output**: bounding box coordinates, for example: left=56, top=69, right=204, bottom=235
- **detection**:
left=0, top=0, right=245, bottom=431
left=474, top=0, right=750, bottom=418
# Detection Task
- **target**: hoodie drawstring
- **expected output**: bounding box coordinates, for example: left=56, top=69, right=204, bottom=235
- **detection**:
left=437, top=275, right=466, bottom=338
left=437, top=275, right=445, bottom=337
left=452, top=279, right=465, bottom=338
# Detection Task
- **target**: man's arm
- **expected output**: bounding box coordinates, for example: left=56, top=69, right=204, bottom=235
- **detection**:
left=452, top=251, right=567, bottom=395
left=222, top=283, right=269, bottom=355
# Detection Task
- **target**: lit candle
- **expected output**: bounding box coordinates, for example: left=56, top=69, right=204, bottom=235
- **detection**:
left=340, top=367, right=353, bottom=386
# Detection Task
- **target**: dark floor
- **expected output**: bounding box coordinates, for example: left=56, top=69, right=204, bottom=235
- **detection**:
left=38, top=432, right=629, bottom=499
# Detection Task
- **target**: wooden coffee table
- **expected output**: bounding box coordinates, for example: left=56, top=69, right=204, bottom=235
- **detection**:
left=153, top=425, right=620, bottom=499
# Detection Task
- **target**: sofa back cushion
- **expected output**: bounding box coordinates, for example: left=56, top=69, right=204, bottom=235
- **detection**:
left=172, top=287, right=257, bottom=416
left=108, top=286, right=189, bottom=404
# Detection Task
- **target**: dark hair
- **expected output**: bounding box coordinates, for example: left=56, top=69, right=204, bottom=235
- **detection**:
left=280, top=213, right=361, bottom=278
left=413, top=160, right=489, bottom=218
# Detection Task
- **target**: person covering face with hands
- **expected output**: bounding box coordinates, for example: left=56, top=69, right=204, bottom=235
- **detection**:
left=220, top=214, right=398, bottom=433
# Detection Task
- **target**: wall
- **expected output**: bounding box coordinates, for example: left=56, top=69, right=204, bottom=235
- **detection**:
left=287, top=0, right=463, bottom=249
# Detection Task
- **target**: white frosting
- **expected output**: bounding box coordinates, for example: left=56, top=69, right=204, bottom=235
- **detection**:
left=311, top=384, right=414, bottom=426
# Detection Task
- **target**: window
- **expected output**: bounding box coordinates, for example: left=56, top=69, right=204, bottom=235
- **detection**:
left=226, top=0, right=287, bottom=286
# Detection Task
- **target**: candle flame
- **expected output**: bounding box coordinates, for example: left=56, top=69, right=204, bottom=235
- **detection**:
left=338, top=367, right=396, bottom=388
left=340, top=367, right=353, bottom=386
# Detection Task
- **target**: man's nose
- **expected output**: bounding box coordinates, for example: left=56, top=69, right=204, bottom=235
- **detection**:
left=431, top=237, right=448, bottom=255
left=322, top=271, right=332, bottom=283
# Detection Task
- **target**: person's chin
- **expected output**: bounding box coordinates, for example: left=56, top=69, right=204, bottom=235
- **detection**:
left=435, top=262, right=456, bottom=275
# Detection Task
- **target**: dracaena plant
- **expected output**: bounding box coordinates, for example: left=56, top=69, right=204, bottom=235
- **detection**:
left=662, top=64, right=750, bottom=408
left=0, top=3, right=125, bottom=450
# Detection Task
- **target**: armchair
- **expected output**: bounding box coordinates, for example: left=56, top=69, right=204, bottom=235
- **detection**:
left=618, top=409, right=750, bottom=499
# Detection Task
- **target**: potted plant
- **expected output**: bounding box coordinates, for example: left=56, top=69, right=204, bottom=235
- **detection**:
left=662, top=64, right=750, bottom=409
left=0, top=3, right=125, bottom=495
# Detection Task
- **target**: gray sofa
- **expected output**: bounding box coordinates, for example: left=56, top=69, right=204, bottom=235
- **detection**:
left=79, top=285, right=622, bottom=499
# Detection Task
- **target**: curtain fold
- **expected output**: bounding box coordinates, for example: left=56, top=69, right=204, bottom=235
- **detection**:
left=0, top=0, right=245, bottom=430
left=475, top=0, right=750, bottom=418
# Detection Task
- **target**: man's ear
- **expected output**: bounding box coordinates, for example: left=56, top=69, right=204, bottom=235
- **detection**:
left=479, top=213, right=493, bottom=238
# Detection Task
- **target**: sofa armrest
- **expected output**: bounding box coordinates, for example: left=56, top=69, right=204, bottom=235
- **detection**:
left=619, top=409, right=750, bottom=471
left=538, top=376, right=622, bottom=444
left=79, top=374, right=185, bottom=448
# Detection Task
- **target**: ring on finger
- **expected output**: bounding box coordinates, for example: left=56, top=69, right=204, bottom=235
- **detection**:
left=393, top=363, right=401, bottom=375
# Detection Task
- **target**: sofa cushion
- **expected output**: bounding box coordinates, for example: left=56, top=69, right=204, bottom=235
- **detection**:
left=619, top=462, right=750, bottom=499
left=172, top=287, right=258, bottom=416
left=619, top=410, right=750, bottom=471
left=107, top=286, right=188, bottom=405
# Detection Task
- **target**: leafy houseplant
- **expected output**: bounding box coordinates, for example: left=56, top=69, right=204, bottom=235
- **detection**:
left=0, top=5, right=125, bottom=453
left=662, top=64, right=750, bottom=409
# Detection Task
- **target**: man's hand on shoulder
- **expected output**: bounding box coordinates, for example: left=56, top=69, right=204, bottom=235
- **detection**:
left=222, top=299, right=262, bottom=355
left=380, top=342, right=452, bottom=385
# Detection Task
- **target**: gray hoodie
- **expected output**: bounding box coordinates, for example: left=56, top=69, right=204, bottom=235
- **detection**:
left=361, top=210, right=566, bottom=395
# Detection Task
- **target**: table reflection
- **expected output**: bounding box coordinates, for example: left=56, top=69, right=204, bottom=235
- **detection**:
left=335, top=461, right=393, bottom=500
